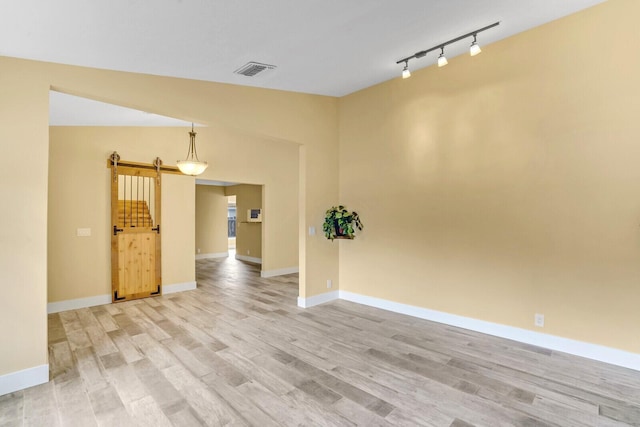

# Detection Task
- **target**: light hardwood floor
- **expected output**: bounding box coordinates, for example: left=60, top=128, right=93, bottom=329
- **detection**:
left=2, top=256, right=640, bottom=426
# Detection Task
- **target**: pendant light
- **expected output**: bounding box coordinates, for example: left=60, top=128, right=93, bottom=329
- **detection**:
left=177, top=123, right=208, bottom=176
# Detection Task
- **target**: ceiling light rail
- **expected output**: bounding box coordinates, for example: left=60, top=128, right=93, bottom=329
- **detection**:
left=397, top=21, right=500, bottom=78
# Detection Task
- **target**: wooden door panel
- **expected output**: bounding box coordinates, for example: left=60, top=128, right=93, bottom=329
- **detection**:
left=111, top=163, right=162, bottom=302
left=118, top=232, right=157, bottom=296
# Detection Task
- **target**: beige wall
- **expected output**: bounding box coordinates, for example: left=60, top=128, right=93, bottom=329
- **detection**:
left=161, top=174, right=196, bottom=286
left=338, top=0, right=640, bottom=353
left=0, top=62, right=49, bottom=376
left=195, top=185, right=229, bottom=256
left=226, top=184, right=263, bottom=259
left=48, top=127, right=196, bottom=303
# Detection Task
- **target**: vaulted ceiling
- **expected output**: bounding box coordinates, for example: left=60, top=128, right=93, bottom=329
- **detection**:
left=1, top=0, right=606, bottom=125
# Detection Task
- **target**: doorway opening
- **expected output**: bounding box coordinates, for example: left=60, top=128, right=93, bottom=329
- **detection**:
left=195, top=182, right=263, bottom=265
left=227, top=195, right=236, bottom=256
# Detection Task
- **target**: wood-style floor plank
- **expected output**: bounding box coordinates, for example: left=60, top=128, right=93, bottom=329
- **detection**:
left=2, top=255, right=640, bottom=426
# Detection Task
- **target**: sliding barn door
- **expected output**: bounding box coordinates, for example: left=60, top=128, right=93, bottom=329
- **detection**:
left=111, top=166, right=161, bottom=302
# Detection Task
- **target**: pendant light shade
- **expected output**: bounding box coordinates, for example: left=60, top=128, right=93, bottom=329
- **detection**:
left=177, top=123, right=208, bottom=176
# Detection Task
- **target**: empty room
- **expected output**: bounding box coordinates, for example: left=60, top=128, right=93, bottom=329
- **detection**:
left=2, top=0, right=640, bottom=425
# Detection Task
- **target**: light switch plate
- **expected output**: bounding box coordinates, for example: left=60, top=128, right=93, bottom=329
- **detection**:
left=77, top=228, right=91, bottom=237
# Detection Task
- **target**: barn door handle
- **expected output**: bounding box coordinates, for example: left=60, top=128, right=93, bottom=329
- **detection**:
left=152, top=225, right=160, bottom=234
left=113, top=225, right=123, bottom=235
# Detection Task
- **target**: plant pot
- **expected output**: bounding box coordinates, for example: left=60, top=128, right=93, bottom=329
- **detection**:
left=334, top=226, right=353, bottom=239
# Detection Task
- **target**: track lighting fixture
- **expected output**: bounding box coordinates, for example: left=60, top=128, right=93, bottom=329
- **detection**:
left=402, top=60, right=411, bottom=79
left=397, top=21, right=499, bottom=78
left=470, top=34, right=482, bottom=56
left=437, top=47, right=448, bottom=67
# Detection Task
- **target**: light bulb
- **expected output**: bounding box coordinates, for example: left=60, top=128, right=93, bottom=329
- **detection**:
left=402, top=64, right=411, bottom=79
left=470, top=41, right=481, bottom=56
left=470, top=35, right=482, bottom=56
left=437, top=47, right=448, bottom=67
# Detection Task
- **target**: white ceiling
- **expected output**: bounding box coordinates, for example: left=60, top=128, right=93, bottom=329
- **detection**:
left=1, top=0, right=606, bottom=125
left=49, top=92, right=194, bottom=126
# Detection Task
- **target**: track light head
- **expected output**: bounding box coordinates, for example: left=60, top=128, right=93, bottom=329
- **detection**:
left=437, top=47, right=448, bottom=67
left=470, top=34, right=482, bottom=56
left=402, top=61, right=411, bottom=79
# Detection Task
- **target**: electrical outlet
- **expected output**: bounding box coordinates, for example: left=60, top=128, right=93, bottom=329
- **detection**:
left=197, top=248, right=201, bottom=254
left=247, top=250, right=250, bottom=255
left=534, top=313, right=545, bottom=327
left=327, top=279, right=332, bottom=289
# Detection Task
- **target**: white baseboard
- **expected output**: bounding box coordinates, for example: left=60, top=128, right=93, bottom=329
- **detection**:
left=163, top=281, right=197, bottom=294
left=296, top=289, right=640, bottom=371
left=338, top=290, right=640, bottom=372
left=297, top=290, right=339, bottom=308
left=0, top=364, right=49, bottom=396
left=261, top=267, right=299, bottom=278
left=47, top=294, right=112, bottom=314
left=195, top=252, right=228, bottom=260
left=235, top=254, right=262, bottom=264
left=47, top=281, right=197, bottom=313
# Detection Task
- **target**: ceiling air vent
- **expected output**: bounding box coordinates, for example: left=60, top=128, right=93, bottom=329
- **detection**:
left=234, top=62, right=276, bottom=77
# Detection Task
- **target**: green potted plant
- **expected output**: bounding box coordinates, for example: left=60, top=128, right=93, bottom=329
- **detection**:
left=323, top=205, right=363, bottom=240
